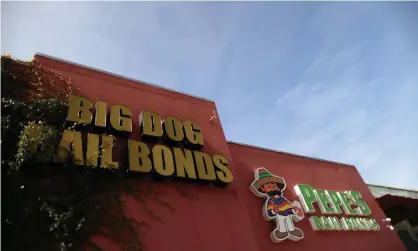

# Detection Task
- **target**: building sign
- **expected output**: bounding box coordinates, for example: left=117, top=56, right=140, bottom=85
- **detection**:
left=249, top=168, right=305, bottom=243
left=294, top=184, right=380, bottom=232
left=56, top=95, right=233, bottom=187
left=250, top=168, right=380, bottom=243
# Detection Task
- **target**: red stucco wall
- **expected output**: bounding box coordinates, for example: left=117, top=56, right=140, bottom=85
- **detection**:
left=228, top=142, right=406, bottom=251
left=35, top=54, right=406, bottom=251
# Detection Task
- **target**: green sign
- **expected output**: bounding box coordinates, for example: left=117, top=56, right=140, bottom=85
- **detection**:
left=294, top=184, right=380, bottom=232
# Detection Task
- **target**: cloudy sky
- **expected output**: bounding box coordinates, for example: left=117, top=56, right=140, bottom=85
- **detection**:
left=2, top=2, right=418, bottom=188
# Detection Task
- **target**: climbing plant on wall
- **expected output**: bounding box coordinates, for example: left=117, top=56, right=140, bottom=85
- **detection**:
left=1, top=55, right=158, bottom=251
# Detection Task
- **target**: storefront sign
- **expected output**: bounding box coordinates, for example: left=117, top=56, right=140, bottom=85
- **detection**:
left=294, top=184, right=380, bottom=231
left=56, top=95, right=233, bottom=187
left=250, top=168, right=380, bottom=243
left=249, top=168, right=305, bottom=243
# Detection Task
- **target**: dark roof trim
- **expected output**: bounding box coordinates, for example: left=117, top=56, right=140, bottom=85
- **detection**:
left=35, top=52, right=215, bottom=103
left=227, top=140, right=355, bottom=168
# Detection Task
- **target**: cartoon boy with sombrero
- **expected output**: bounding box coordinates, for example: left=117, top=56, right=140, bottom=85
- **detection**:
left=249, top=168, right=304, bottom=243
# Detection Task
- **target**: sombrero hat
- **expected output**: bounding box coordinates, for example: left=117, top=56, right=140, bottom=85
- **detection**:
left=252, top=168, right=285, bottom=190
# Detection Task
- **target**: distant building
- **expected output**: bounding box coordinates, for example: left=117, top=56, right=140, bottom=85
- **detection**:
left=369, top=184, right=418, bottom=251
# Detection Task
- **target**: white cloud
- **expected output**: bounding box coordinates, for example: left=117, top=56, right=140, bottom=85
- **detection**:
left=267, top=43, right=418, bottom=187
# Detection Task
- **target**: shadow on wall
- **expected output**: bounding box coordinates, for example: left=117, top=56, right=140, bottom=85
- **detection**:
left=397, top=231, right=418, bottom=251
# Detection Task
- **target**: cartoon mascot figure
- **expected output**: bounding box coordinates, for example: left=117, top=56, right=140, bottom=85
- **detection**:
left=249, top=167, right=304, bottom=243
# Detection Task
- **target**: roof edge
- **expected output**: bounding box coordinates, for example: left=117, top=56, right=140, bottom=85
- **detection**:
left=368, top=183, right=418, bottom=193
left=227, top=140, right=355, bottom=168
left=34, top=52, right=215, bottom=104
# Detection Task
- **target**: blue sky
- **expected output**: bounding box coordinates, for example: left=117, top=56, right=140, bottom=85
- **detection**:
left=2, top=2, right=418, bottom=188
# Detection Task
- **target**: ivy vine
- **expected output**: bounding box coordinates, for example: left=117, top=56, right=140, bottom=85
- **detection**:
left=1, top=55, right=183, bottom=251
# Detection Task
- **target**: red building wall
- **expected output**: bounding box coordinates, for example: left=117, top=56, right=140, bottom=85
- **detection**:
left=35, top=54, right=405, bottom=251
left=229, top=142, right=405, bottom=251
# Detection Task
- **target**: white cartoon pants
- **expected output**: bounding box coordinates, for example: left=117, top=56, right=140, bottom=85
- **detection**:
left=275, top=215, right=295, bottom=233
